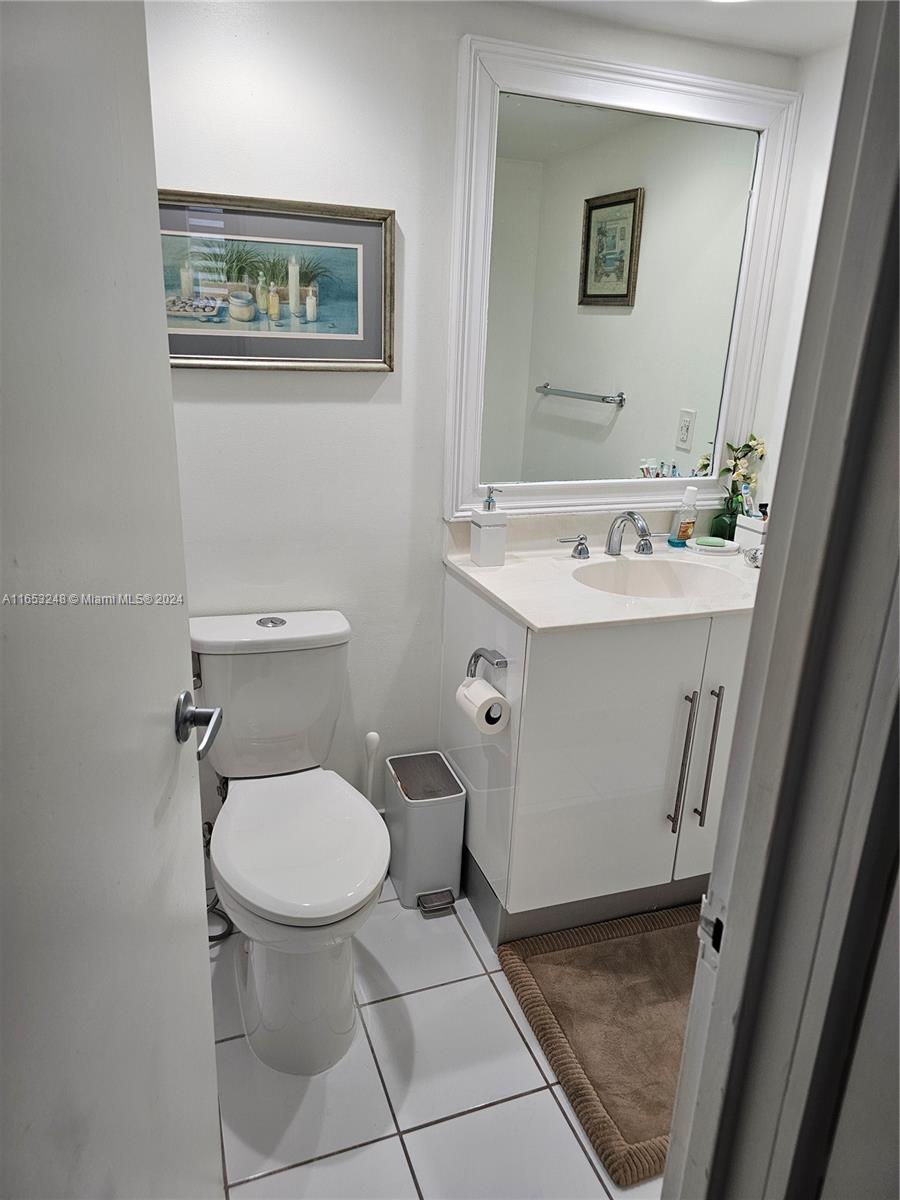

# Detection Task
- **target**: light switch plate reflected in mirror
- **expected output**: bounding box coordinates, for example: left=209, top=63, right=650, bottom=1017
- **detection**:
left=677, top=409, right=697, bottom=452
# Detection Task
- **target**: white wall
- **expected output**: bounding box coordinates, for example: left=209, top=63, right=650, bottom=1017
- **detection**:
left=481, top=157, right=543, bottom=483
left=519, top=115, right=757, bottom=482
left=145, top=2, right=835, bottom=804
left=753, top=42, right=849, bottom=499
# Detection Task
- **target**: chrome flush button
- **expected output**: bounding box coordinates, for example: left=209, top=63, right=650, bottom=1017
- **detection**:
left=257, top=616, right=287, bottom=628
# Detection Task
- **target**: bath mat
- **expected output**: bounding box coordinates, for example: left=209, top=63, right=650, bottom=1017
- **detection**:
left=498, top=903, right=700, bottom=1188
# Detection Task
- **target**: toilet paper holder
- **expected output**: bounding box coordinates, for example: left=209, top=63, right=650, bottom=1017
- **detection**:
left=466, top=647, right=509, bottom=678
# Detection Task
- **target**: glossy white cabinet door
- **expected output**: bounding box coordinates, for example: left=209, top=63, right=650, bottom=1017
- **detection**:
left=674, top=613, right=752, bottom=880
left=507, top=618, right=711, bottom=912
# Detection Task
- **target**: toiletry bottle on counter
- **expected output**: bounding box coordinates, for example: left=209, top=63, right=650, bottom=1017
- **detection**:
left=470, top=486, right=507, bottom=567
left=267, top=281, right=280, bottom=321
left=668, top=485, right=699, bottom=548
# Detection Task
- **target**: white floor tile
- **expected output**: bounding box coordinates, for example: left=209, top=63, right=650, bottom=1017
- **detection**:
left=490, top=971, right=557, bottom=1083
left=552, top=1085, right=664, bottom=1200
left=210, top=934, right=245, bottom=1042
left=354, top=900, right=483, bottom=1004
left=404, top=1089, right=606, bottom=1200
left=230, top=1137, right=418, bottom=1199
left=455, top=898, right=500, bottom=972
left=363, top=975, right=543, bottom=1130
left=217, top=1027, right=395, bottom=1185
left=379, top=875, right=397, bottom=903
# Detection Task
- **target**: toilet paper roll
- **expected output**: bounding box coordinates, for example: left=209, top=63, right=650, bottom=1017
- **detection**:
left=455, top=676, right=511, bottom=735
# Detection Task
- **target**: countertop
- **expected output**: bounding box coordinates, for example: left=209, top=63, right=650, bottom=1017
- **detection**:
left=445, top=542, right=760, bottom=632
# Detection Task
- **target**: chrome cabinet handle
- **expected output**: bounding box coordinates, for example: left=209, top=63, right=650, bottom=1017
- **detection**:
left=175, top=690, right=223, bottom=761
left=694, top=686, right=725, bottom=827
left=667, top=691, right=699, bottom=834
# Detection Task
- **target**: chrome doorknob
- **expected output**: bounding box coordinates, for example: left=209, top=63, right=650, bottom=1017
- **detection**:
left=174, top=690, right=223, bottom=761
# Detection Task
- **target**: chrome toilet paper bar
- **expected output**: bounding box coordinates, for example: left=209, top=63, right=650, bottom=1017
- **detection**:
left=466, top=647, right=509, bottom=678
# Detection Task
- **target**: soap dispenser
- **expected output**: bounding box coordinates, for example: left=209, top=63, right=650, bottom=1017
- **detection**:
left=470, top=486, right=507, bottom=567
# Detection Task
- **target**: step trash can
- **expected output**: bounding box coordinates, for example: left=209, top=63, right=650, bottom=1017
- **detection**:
left=385, top=752, right=466, bottom=910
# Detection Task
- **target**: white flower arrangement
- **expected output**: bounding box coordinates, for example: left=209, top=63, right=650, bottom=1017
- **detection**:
left=697, top=434, right=767, bottom=516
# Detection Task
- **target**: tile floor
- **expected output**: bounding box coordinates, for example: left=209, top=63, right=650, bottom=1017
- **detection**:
left=208, top=888, right=664, bottom=1200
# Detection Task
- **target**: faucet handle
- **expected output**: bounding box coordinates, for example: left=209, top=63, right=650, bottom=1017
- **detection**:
left=558, top=534, right=590, bottom=559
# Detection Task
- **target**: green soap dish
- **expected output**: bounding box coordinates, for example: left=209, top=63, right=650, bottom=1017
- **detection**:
left=696, top=536, right=727, bottom=547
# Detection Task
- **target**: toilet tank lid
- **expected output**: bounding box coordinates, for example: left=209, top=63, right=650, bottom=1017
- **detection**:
left=190, top=610, right=351, bottom=654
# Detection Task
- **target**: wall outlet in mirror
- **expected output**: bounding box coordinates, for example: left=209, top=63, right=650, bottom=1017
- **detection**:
left=677, top=409, right=697, bottom=452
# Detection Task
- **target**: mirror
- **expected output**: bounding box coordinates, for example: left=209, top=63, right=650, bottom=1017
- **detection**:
left=480, top=93, right=759, bottom=485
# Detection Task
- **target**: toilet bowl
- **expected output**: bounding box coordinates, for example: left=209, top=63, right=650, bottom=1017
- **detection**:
left=191, top=610, right=390, bottom=1075
left=211, top=768, right=389, bottom=1075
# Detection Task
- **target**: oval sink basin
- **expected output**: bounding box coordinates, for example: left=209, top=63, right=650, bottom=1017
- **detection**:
left=573, top=558, right=748, bottom=601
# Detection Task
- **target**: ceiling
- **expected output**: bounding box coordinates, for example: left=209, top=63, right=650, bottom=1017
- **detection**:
left=497, top=93, right=648, bottom=161
left=541, top=1, right=855, bottom=58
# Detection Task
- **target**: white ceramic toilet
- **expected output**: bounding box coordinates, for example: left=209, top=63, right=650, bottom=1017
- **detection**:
left=190, top=609, right=390, bottom=1076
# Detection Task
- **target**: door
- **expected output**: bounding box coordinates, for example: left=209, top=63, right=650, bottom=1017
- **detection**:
left=674, top=613, right=752, bottom=880
left=664, top=3, right=898, bottom=1194
left=508, top=618, right=711, bottom=912
left=1, top=5, right=223, bottom=1198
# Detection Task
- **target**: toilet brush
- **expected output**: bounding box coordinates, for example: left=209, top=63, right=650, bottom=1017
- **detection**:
left=364, top=731, right=380, bottom=805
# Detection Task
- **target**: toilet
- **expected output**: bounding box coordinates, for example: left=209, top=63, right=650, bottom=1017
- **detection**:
left=190, top=609, right=390, bottom=1076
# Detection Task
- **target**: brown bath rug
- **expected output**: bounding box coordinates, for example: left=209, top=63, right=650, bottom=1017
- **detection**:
left=498, top=903, right=700, bottom=1188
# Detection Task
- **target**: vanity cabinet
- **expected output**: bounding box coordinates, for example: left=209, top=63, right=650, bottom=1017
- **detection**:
left=439, top=570, right=752, bottom=916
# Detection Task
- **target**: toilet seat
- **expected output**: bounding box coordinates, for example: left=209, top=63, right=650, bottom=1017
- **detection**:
left=210, top=768, right=390, bottom=928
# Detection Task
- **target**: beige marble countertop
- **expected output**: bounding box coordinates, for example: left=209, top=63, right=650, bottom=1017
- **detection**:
left=445, top=540, right=760, bottom=632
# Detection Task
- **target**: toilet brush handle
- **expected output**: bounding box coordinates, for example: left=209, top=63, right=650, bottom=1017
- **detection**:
left=364, top=731, right=381, bottom=804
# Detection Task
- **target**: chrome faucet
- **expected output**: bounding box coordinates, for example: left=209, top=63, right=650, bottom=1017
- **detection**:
left=605, top=511, right=654, bottom=557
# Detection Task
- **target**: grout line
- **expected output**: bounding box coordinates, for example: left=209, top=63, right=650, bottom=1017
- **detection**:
left=359, top=1010, right=402, bottom=1136
left=451, top=904, right=496, bottom=974
left=227, top=1134, right=400, bottom=1190
left=399, top=1084, right=550, bottom=1137
left=453, top=904, right=558, bottom=1092
left=359, top=1012, right=424, bottom=1200
left=397, top=1134, right=424, bottom=1200
left=547, top=1085, right=614, bottom=1200
left=217, top=1100, right=231, bottom=1195
left=357, top=970, right=486, bottom=1008
left=484, top=969, right=554, bottom=1085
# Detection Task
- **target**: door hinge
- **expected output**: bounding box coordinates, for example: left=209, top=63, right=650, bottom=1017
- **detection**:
left=698, top=893, right=725, bottom=961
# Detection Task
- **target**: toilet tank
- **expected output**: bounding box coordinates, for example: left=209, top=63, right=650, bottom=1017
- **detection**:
left=189, top=610, right=351, bottom=779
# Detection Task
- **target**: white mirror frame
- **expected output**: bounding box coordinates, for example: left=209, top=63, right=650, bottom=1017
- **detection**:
left=444, top=36, right=800, bottom=519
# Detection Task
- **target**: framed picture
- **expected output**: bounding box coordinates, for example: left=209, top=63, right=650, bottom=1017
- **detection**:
left=158, top=190, right=394, bottom=371
left=578, top=187, right=644, bottom=307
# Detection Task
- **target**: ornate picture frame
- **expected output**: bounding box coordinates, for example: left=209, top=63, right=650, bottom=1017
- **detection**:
left=158, top=190, right=394, bottom=371
left=578, top=187, right=644, bottom=307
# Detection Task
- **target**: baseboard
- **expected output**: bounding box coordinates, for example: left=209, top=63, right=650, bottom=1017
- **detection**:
left=462, top=847, right=707, bottom=947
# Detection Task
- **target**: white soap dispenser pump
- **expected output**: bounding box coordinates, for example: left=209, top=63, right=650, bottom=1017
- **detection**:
left=470, top=486, right=508, bottom=567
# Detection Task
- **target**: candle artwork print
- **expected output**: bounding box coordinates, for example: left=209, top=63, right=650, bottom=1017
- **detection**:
left=159, top=191, right=395, bottom=371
